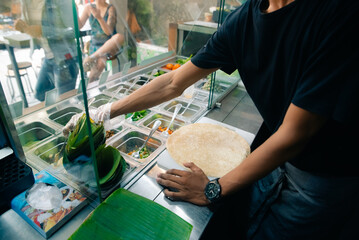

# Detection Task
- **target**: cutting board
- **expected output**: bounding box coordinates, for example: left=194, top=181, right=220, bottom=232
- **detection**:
left=157, top=117, right=255, bottom=178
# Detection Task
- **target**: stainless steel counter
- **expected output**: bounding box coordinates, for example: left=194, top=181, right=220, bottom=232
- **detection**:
left=0, top=86, right=262, bottom=240
left=127, top=163, right=213, bottom=240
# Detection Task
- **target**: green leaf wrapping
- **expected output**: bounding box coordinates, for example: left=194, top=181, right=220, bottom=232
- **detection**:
left=69, top=189, right=193, bottom=240
left=65, top=114, right=105, bottom=162
left=63, top=115, right=126, bottom=187
left=95, top=145, right=126, bottom=185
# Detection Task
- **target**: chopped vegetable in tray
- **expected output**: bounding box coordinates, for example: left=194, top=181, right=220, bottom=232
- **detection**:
left=128, top=146, right=151, bottom=159
left=163, top=63, right=181, bottom=70
left=153, top=70, right=167, bottom=77
left=157, top=126, right=174, bottom=135
left=126, top=110, right=149, bottom=121
left=161, top=55, right=193, bottom=71
left=175, top=55, right=192, bottom=65
left=106, top=130, right=116, bottom=139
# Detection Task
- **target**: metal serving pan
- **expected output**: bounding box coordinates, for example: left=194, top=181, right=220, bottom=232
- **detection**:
left=17, top=121, right=56, bottom=150
left=47, top=106, right=83, bottom=126
left=139, top=112, right=188, bottom=136
left=109, top=128, right=164, bottom=165
left=159, top=97, right=207, bottom=123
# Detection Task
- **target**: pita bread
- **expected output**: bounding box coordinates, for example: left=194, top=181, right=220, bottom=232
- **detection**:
left=166, top=123, right=250, bottom=178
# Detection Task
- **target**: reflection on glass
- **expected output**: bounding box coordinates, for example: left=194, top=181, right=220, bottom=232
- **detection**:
left=78, top=0, right=123, bottom=83
left=14, top=0, right=79, bottom=102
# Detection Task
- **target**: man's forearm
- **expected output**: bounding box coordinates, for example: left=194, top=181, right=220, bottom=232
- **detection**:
left=110, top=70, right=181, bottom=118
left=219, top=125, right=301, bottom=196
left=219, top=104, right=327, bottom=197
left=110, top=61, right=217, bottom=118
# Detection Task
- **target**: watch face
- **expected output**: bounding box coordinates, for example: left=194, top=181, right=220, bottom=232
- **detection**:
left=207, top=183, right=219, bottom=198
left=205, top=180, right=221, bottom=202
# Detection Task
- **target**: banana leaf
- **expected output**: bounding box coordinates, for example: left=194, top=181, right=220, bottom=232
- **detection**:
left=65, top=114, right=105, bottom=162
left=69, top=189, right=193, bottom=240
left=63, top=115, right=126, bottom=187
left=95, top=144, right=126, bottom=185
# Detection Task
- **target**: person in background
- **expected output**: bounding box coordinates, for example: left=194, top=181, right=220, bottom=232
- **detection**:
left=65, top=0, right=359, bottom=239
left=81, top=32, right=124, bottom=67
left=78, top=0, right=121, bottom=83
left=14, top=0, right=78, bottom=102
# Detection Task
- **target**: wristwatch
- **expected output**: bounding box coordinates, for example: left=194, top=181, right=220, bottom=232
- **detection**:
left=204, top=178, right=222, bottom=203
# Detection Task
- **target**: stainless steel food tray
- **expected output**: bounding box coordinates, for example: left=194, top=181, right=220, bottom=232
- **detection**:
left=159, top=97, right=208, bottom=123
left=138, top=111, right=188, bottom=136
left=16, top=121, right=57, bottom=150
left=104, top=125, right=166, bottom=188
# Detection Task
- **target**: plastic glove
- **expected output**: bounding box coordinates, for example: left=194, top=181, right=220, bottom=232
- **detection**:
left=63, top=102, right=112, bottom=137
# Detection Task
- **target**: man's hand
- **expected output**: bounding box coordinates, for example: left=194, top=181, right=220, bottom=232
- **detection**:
left=14, top=19, right=27, bottom=32
left=63, top=103, right=112, bottom=137
left=156, top=162, right=211, bottom=206
left=14, top=19, right=42, bottom=38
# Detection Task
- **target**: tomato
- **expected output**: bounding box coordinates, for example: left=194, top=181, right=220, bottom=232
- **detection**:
left=172, top=63, right=181, bottom=70
left=165, top=63, right=174, bottom=70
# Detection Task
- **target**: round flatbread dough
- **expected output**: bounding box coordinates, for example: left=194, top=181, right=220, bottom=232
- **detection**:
left=166, top=123, right=250, bottom=178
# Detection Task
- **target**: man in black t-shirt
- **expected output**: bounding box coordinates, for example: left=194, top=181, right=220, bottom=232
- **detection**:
left=65, top=0, right=359, bottom=238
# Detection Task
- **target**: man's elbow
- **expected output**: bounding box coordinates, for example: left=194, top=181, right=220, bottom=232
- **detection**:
left=170, top=83, right=185, bottom=98
left=162, top=75, right=185, bottom=99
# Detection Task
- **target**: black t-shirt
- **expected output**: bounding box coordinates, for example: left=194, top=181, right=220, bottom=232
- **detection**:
left=192, top=0, right=359, bottom=176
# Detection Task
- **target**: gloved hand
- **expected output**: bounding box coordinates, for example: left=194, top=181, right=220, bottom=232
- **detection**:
left=63, top=102, right=112, bottom=137
left=14, top=19, right=42, bottom=38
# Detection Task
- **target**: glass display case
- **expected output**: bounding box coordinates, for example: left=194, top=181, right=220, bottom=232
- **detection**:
left=0, top=0, right=245, bottom=206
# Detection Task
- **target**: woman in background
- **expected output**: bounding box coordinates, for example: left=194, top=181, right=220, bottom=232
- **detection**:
left=78, top=0, right=121, bottom=83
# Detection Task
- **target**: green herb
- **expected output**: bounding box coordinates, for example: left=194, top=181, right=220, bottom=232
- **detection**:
left=128, top=146, right=151, bottom=159
left=125, top=110, right=149, bottom=121
left=175, top=54, right=192, bottom=65
left=139, top=146, right=150, bottom=159
left=153, top=70, right=166, bottom=77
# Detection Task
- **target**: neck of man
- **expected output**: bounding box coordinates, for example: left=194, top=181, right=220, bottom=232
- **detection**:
left=263, top=0, right=295, bottom=13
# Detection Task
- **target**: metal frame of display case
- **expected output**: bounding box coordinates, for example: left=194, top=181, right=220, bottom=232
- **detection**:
left=0, top=84, right=26, bottom=162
